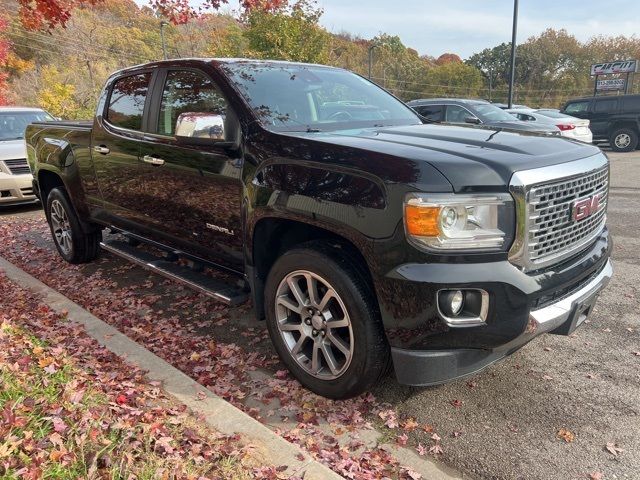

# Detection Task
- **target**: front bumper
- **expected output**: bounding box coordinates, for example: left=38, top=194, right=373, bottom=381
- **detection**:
left=392, top=259, right=612, bottom=386
left=0, top=173, right=37, bottom=205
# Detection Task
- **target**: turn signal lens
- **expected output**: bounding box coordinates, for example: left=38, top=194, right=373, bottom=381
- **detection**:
left=404, top=204, right=440, bottom=236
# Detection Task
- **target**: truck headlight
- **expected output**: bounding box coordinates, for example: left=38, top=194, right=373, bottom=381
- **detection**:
left=404, top=193, right=514, bottom=251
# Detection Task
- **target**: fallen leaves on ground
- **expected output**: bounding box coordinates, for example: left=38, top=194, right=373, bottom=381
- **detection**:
left=605, top=442, right=624, bottom=457
left=0, top=276, right=279, bottom=479
left=0, top=215, right=440, bottom=479
left=557, top=428, right=575, bottom=443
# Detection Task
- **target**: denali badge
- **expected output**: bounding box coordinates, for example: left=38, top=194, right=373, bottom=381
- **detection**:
left=206, top=223, right=235, bottom=236
left=571, top=194, right=602, bottom=221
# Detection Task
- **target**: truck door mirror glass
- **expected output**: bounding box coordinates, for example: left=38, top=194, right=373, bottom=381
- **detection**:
left=464, top=115, right=481, bottom=125
left=175, top=112, right=225, bottom=141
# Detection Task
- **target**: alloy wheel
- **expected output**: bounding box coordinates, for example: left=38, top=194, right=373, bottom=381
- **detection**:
left=614, top=133, right=631, bottom=149
left=50, top=199, right=73, bottom=255
left=275, top=270, right=354, bottom=380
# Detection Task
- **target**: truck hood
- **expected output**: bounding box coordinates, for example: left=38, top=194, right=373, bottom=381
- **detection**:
left=0, top=139, right=27, bottom=161
left=288, top=123, right=603, bottom=191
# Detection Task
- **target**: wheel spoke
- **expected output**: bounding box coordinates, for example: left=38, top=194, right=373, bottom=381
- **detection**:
left=279, top=321, right=302, bottom=332
left=327, top=332, right=350, bottom=356
left=305, top=274, right=320, bottom=307
left=291, top=334, right=308, bottom=355
left=287, top=277, right=308, bottom=309
left=311, top=343, right=321, bottom=374
left=277, top=295, right=302, bottom=314
left=320, top=342, right=339, bottom=375
left=326, top=318, right=349, bottom=329
left=318, top=288, right=336, bottom=311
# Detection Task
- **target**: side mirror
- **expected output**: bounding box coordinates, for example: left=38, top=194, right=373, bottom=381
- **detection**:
left=175, top=112, right=226, bottom=142
left=464, top=116, right=481, bottom=125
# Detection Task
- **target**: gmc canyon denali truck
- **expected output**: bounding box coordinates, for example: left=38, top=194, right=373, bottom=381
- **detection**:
left=26, top=59, right=613, bottom=399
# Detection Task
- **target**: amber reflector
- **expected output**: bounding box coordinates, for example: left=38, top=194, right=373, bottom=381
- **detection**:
left=405, top=204, right=441, bottom=237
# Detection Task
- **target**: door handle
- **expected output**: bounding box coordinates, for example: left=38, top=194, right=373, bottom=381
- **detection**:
left=93, top=145, right=110, bottom=155
left=142, top=155, right=165, bottom=166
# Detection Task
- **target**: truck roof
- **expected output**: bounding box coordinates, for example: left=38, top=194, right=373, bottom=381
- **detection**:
left=0, top=106, right=48, bottom=112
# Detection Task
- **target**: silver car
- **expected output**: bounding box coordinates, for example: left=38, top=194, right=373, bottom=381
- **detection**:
left=0, top=107, right=54, bottom=205
left=507, top=109, right=593, bottom=143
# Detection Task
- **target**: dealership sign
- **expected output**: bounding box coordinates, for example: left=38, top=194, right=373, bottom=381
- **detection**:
left=590, top=60, right=638, bottom=76
left=597, top=79, right=626, bottom=91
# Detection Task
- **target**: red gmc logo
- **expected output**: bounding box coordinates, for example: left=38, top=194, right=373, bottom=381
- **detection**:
left=571, top=194, right=602, bottom=221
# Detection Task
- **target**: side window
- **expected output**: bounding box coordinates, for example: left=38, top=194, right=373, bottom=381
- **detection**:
left=107, top=73, right=151, bottom=131
left=445, top=105, right=472, bottom=123
left=158, top=70, right=227, bottom=136
left=415, top=105, right=443, bottom=121
left=594, top=99, right=617, bottom=114
left=564, top=101, right=590, bottom=114
left=621, top=97, right=640, bottom=112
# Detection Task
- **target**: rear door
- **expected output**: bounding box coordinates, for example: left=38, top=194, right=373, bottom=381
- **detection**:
left=137, top=68, right=244, bottom=271
left=590, top=98, right=619, bottom=139
left=92, top=71, right=155, bottom=232
left=414, top=104, right=443, bottom=122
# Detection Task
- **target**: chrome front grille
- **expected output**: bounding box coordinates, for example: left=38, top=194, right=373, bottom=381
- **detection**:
left=529, top=166, right=608, bottom=262
left=509, top=154, right=609, bottom=272
left=3, top=158, right=31, bottom=175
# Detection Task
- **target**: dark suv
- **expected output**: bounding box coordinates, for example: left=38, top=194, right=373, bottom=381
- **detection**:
left=407, top=98, right=559, bottom=135
left=561, top=94, right=640, bottom=152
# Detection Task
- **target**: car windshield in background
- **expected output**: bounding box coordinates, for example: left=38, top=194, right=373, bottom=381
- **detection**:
left=472, top=103, right=521, bottom=123
left=222, top=63, right=421, bottom=132
left=0, top=111, right=54, bottom=140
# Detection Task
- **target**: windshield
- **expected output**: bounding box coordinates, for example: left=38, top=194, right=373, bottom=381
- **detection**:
left=0, top=111, right=55, bottom=141
left=472, top=104, right=520, bottom=123
left=221, top=63, right=421, bottom=132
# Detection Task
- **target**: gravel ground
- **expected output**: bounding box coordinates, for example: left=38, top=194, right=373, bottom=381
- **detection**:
left=1, top=149, right=638, bottom=480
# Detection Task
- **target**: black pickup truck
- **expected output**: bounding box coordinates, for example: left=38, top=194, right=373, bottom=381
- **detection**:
left=26, top=59, right=613, bottom=399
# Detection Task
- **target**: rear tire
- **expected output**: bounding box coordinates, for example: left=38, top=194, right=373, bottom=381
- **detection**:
left=264, top=242, right=390, bottom=399
left=46, top=188, right=101, bottom=264
left=610, top=128, right=638, bottom=152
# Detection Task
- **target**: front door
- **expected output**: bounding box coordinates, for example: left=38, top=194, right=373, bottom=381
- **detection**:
left=590, top=98, right=618, bottom=139
left=92, top=71, right=154, bottom=233
left=138, top=68, right=244, bottom=272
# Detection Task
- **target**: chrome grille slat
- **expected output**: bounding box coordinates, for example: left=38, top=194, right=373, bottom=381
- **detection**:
left=508, top=154, right=610, bottom=272
left=3, top=158, right=31, bottom=175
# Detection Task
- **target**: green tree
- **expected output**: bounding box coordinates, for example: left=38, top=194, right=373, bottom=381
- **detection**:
left=243, top=0, right=331, bottom=63
left=424, top=61, right=484, bottom=98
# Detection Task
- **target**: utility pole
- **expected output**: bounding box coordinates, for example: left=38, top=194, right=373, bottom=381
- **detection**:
left=488, top=65, right=493, bottom=102
left=507, top=0, right=519, bottom=108
left=368, top=44, right=377, bottom=80
left=160, top=21, right=169, bottom=60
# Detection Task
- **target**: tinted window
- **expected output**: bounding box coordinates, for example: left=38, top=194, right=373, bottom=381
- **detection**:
left=445, top=105, right=474, bottom=123
left=158, top=70, right=227, bottom=136
left=222, top=63, right=420, bottom=132
left=0, top=111, right=55, bottom=141
left=414, top=105, right=443, bottom=121
left=564, top=101, right=590, bottom=114
left=594, top=99, right=617, bottom=113
left=107, top=73, right=151, bottom=131
left=621, top=96, right=640, bottom=112
left=516, top=113, right=535, bottom=121
left=472, top=103, right=518, bottom=122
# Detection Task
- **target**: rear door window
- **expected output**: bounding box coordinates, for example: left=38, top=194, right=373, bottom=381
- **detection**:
left=621, top=96, right=640, bottom=112
left=564, top=101, right=590, bottom=115
left=107, top=73, right=151, bottom=131
left=414, top=105, right=443, bottom=121
left=594, top=99, right=618, bottom=114
left=445, top=105, right=473, bottom=123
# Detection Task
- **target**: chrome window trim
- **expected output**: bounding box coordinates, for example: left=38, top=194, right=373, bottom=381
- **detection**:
left=508, top=153, right=609, bottom=272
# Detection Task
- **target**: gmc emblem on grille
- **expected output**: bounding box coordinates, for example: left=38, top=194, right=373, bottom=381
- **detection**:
left=571, top=194, right=602, bottom=221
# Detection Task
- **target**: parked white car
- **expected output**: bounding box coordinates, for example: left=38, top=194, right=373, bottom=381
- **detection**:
left=1, top=107, right=55, bottom=205
left=506, top=108, right=593, bottom=143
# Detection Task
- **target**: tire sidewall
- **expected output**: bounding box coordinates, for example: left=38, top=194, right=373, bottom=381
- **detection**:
left=46, top=188, right=82, bottom=263
left=610, top=128, right=638, bottom=152
left=264, top=248, right=383, bottom=399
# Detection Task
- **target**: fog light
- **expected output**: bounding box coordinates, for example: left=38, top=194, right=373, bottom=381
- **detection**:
left=440, top=290, right=464, bottom=317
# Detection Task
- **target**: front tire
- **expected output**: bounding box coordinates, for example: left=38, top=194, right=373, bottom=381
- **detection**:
left=264, top=242, right=390, bottom=399
left=610, top=128, right=638, bottom=152
left=46, top=188, right=101, bottom=264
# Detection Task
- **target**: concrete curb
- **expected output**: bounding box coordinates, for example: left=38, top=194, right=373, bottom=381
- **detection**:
left=0, top=256, right=343, bottom=480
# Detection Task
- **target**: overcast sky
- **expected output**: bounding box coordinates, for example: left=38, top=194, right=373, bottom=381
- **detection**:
left=216, top=0, right=639, bottom=58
